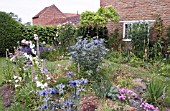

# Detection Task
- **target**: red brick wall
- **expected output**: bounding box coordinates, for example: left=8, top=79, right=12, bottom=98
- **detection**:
left=33, top=5, right=66, bottom=25
left=100, top=0, right=170, bottom=33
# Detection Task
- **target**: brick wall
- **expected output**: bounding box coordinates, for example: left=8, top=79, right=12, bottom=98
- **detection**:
left=100, top=0, right=170, bottom=34
left=33, top=5, right=66, bottom=25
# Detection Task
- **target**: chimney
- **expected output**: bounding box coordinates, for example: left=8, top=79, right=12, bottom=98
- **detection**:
left=77, top=10, right=78, bottom=15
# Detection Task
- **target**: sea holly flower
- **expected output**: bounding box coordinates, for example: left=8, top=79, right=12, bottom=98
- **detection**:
left=57, top=83, right=65, bottom=95
left=80, top=78, right=88, bottom=85
left=49, top=88, right=57, bottom=95
left=69, top=80, right=80, bottom=87
left=66, top=72, right=73, bottom=77
left=37, top=90, right=49, bottom=96
left=64, top=100, right=72, bottom=107
left=41, top=103, right=48, bottom=109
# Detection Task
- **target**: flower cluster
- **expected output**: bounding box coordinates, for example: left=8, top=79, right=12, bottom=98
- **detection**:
left=140, top=102, right=159, bottom=111
left=69, top=37, right=108, bottom=73
left=118, top=88, right=133, bottom=101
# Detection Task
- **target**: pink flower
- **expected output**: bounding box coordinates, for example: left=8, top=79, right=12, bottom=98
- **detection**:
left=101, top=86, right=105, bottom=90
left=21, top=39, right=26, bottom=44
left=21, top=39, right=29, bottom=45
left=34, top=34, right=38, bottom=40
left=42, top=41, right=46, bottom=45
left=118, top=94, right=126, bottom=100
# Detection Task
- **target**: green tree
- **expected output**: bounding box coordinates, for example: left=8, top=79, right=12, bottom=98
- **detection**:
left=80, top=6, right=119, bottom=37
left=0, top=11, right=23, bottom=56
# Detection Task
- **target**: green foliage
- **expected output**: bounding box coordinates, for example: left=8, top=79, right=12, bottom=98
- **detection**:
left=92, top=79, right=112, bottom=98
left=56, top=23, right=77, bottom=55
left=107, top=29, right=121, bottom=50
left=129, top=23, right=149, bottom=58
left=0, top=11, right=23, bottom=56
left=80, top=6, right=119, bottom=37
left=21, top=25, right=57, bottom=45
left=146, top=77, right=166, bottom=105
left=76, top=25, right=108, bottom=39
left=55, top=77, right=70, bottom=85
left=80, top=6, right=119, bottom=27
left=107, top=86, right=119, bottom=100
left=167, top=26, right=170, bottom=39
left=11, top=82, right=38, bottom=110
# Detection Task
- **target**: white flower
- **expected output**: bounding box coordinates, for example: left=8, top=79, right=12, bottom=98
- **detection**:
left=36, top=81, right=43, bottom=88
left=15, top=80, right=19, bottom=83
left=64, top=67, right=68, bottom=70
left=29, top=41, right=35, bottom=49
left=31, top=49, right=36, bottom=55
left=15, top=84, right=20, bottom=88
left=14, top=76, right=18, bottom=79
left=18, top=77, right=22, bottom=81
left=8, top=80, right=12, bottom=82
left=57, top=64, right=61, bottom=67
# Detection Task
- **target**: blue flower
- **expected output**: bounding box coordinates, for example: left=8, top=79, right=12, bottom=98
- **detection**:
left=38, top=90, right=48, bottom=96
left=163, top=58, right=166, bottom=60
left=64, top=100, right=72, bottom=107
left=41, top=104, right=48, bottom=109
left=40, top=67, right=48, bottom=74
left=94, top=40, right=99, bottom=45
left=69, top=80, right=80, bottom=86
left=165, top=77, right=169, bottom=81
left=49, top=88, right=57, bottom=95
left=165, top=54, right=169, bottom=57
left=81, top=79, right=88, bottom=85
left=66, top=72, right=73, bottom=77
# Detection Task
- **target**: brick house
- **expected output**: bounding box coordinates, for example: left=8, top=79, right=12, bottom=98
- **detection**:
left=100, top=0, right=170, bottom=39
left=32, top=4, right=80, bottom=26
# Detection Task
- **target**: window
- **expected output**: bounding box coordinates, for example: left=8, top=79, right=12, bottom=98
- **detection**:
left=120, top=20, right=155, bottom=41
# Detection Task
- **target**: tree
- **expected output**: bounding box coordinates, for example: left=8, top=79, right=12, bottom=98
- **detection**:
left=80, top=6, right=119, bottom=37
left=0, top=11, right=23, bottom=56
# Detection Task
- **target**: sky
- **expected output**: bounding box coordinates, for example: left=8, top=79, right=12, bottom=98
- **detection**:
left=0, top=0, right=100, bottom=23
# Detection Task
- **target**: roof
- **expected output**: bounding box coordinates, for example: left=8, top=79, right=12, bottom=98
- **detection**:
left=32, top=4, right=80, bottom=25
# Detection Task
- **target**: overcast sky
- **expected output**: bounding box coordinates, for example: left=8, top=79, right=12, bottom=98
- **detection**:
left=0, top=0, right=100, bottom=23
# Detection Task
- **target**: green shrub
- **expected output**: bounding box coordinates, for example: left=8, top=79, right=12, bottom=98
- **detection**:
left=56, top=23, right=77, bottom=55
left=146, top=77, right=166, bottom=105
left=76, top=25, right=108, bottom=40
left=0, top=11, right=23, bottom=56
left=21, top=25, right=57, bottom=45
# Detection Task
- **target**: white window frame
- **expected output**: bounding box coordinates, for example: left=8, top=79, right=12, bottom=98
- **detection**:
left=120, top=20, right=156, bottom=42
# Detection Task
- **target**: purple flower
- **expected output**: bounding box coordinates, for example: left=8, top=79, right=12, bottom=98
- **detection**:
left=163, top=58, right=166, bottom=60
left=165, top=53, right=168, bottom=57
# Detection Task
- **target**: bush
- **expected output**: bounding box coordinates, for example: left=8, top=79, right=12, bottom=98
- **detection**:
left=21, top=25, right=57, bottom=45
left=0, top=11, right=23, bottom=56
left=76, top=25, right=108, bottom=40
left=56, top=23, right=77, bottom=55
left=69, top=37, right=108, bottom=80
